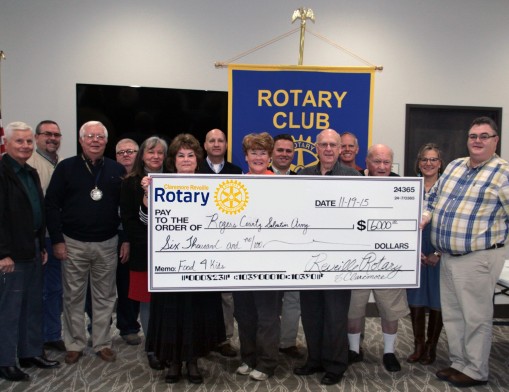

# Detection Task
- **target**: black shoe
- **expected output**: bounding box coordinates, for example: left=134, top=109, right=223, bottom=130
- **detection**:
left=279, top=346, right=304, bottom=358
left=186, top=361, right=203, bottom=384
left=293, top=364, right=324, bottom=376
left=217, top=343, right=237, bottom=357
left=348, top=349, right=364, bottom=364
left=448, top=371, right=488, bottom=388
left=321, top=372, right=342, bottom=385
left=436, top=367, right=461, bottom=381
left=0, top=366, right=30, bottom=381
left=19, top=355, right=60, bottom=369
left=165, top=362, right=182, bottom=384
left=43, top=339, right=66, bottom=352
left=383, top=353, right=401, bottom=372
left=147, top=353, right=164, bottom=370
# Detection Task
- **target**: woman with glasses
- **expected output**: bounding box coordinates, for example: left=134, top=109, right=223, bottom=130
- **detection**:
left=406, top=143, right=443, bottom=365
left=143, top=134, right=226, bottom=385
left=233, top=132, right=282, bottom=382
left=119, top=136, right=168, bottom=370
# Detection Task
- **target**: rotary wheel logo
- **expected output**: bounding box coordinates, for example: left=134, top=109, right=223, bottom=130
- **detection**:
left=214, top=180, right=249, bottom=215
left=292, top=134, right=319, bottom=172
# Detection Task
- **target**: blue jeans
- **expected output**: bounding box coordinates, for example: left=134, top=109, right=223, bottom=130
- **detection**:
left=0, top=241, right=43, bottom=366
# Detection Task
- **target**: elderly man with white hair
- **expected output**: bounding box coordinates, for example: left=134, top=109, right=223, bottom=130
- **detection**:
left=0, top=122, right=59, bottom=382
left=45, top=121, right=126, bottom=365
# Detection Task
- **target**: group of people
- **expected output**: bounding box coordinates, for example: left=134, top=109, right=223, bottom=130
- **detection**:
left=1, top=117, right=507, bottom=389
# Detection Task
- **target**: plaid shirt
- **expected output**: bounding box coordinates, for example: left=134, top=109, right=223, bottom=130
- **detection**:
left=424, top=154, right=509, bottom=254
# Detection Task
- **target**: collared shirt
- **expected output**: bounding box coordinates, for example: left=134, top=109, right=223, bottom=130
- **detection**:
left=270, top=166, right=292, bottom=175
left=299, top=160, right=361, bottom=177
left=27, top=148, right=60, bottom=194
left=36, top=148, right=58, bottom=167
left=425, top=154, right=509, bottom=254
left=3, top=153, right=42, bottom=231
left=205, top=156, right=224, bottom=174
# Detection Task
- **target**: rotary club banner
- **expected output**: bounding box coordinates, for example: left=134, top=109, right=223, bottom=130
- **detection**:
left=228, top=64, right=375, bottom=172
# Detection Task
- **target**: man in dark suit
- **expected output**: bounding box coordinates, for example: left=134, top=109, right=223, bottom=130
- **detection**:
left=0, top=121, right=59, bottom=382
left=199, top=128, right=242, bottom=357
left=199, top=128, right=243, bottom=175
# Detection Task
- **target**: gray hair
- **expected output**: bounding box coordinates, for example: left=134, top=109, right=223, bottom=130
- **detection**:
left=340, top=131, right=359, bottom=147
left=130, top=136, right=169, bottom=178
left=116, top=138, right=139, bottom=151
left=367, top=144, right=394, bottom=160
left=5, top=121, right=34, bottom=140
left=79, top=121, right=108, bottom=139
left=316, top=128, right=340, bottom=144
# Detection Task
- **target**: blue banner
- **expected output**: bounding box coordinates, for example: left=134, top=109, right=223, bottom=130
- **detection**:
left=228, top=64, right=375, bottom=172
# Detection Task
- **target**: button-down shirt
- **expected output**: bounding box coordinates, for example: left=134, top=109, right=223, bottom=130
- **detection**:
left=205, top=157, right=224, bottom=174
left=424, top=154, right=509, bottom=254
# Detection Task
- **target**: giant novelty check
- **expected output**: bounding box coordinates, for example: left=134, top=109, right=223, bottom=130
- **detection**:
left=148, top=175, right=423, bottom=292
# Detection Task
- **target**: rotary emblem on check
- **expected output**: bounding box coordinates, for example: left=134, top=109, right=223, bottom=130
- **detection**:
left=214, top=180, right=249, bottom=215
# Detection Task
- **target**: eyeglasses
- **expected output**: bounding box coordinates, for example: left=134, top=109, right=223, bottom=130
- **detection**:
left=419, top=157, right=440, bottom=163
left=116, top=149, right=138, bottom=156
left=317, top=142, right=339, bottom=149
left=83, top=133, right=106, bottom=141
left=468, top=133, right=497, bottom=141
left=37, top=131, right=62, bottom=138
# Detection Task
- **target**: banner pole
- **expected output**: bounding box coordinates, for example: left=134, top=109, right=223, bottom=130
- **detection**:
left=0, top=51, right=5, bottom=110
left=291, top=8, right=315, bottom=65
left=0, top=50, right=6, bottom=156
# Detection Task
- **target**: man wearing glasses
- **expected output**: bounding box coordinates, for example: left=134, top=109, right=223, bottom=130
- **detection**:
left=45, top=121, right=126, bottom=365
left=113, top=139, right=141, bottom=345
left=27, top=121, right=66, bottom=354
left=294, top=129, right=360, bottom=386
left=421, top=117, right=509, bottom=388
left=115, top=139, right=138, bottom=174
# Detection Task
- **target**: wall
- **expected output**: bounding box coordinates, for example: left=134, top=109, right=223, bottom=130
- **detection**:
left=2, top=0, right=509, bottom=303
left=1, top=0, right=509, bottom=166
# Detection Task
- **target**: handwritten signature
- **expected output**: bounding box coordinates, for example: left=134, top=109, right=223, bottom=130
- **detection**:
left=304, top=252, right=401, bottom=279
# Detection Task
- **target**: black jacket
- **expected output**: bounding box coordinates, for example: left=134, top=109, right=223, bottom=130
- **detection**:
left=0, top=156, right=45, bottom=261
left=198, top=160, right=242, bottom=175
left=120, top=172, right=169, bottom=272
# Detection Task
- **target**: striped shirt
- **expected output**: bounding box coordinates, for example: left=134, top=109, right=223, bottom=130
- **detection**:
left=424, top=154, right=509, bottom=254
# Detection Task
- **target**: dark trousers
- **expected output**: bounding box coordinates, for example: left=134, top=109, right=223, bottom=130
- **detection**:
left=0, top=245, right=43, bottom=366
left=300, top=289, right=351, bottom=375
left=233, top=290, right=281, bottom=375
left=115, top=257, right=140, bottom=335
left=43, top=237, right=63, bottom=342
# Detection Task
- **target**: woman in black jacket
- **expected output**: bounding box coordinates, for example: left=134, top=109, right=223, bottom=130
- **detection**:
left=119, top=136, right=168, bottom=370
